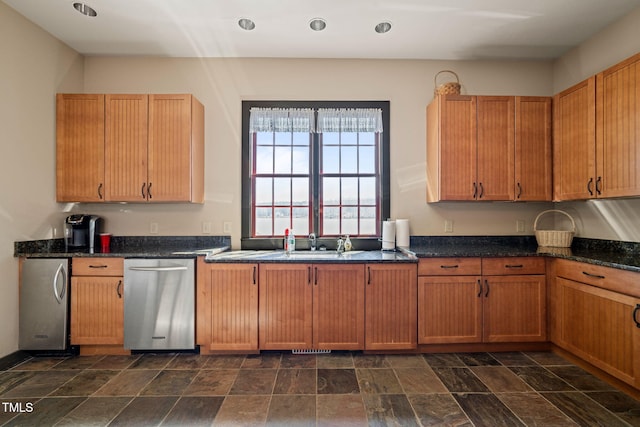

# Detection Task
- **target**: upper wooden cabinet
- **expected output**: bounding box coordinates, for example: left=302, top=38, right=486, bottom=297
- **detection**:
left=554, top=52, right=640, bottom=200
left=56, top=93, right=204, bottom=203
left=427, top=95, right=551, bottom=202
left=56, top=94, right=106, bottom=202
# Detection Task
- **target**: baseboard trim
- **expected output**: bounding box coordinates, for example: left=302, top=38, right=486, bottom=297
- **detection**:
left=0, top=350, right=32, bottom=371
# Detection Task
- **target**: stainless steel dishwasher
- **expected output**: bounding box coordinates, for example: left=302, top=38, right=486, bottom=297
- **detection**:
left=123, top=259, right=195, bottom=350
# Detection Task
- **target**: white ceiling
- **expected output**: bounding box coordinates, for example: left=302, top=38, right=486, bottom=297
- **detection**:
left=4, top=0, right=640, bottom=60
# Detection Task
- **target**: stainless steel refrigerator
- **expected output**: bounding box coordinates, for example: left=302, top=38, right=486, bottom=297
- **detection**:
left=19, top=258, right=70, bottom=351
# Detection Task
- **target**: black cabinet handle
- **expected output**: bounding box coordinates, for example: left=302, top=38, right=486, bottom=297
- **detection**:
left=473, top=182, right=478, bottom=199
left=440, top=265, right=459, bottom=269
left=587, top=177, right=594, bottom=196
left=148, top=182, right=153, bottom=199
left=116, top=280, right=122, bottom=299
left=308, top=266, right=311, bottom=285
left=98, top=183, right=103, bottom=200
left=367, top=266, right=371, bottom=285
left=505, top=264, right=523, bottom=269
left=314, top=267, right=318, bottom=285
left=633, top=304, right=640, bottom=328
left=582, top=271, right=605, bottom=279
left=89, top=264, right=108, bottom=269
left=479, top=182, right=484, bottom=199
left=596, top=176, right=602, bottom=195
left=252, top=266, right=256, bottom=285
left=477, top=279, right=482, bottom=297
left=516, top=182, right=522, bottom=199
left=141, top=183, right=146, bottom=199
left=485, top=279, right=490, bottom=297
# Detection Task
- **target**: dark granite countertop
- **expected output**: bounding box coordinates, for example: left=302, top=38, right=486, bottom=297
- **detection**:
left=203, top=249, right=416, bottom=263
left=14, top=236, right=230, bottom=259
left=408, top=236, right=640, bottom=273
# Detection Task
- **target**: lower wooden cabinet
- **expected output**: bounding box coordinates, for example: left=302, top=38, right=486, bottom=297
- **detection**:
left=418, top=257, right=546, bottom=344
left=259, top=263, right=365, bottom=350
left=365, top=263, right=417, bottom=350
left=196, top=260, right=259, bottom=352
left=70, top=258, right=124, bottom=347
left=552, top=259, right=640, bottom=388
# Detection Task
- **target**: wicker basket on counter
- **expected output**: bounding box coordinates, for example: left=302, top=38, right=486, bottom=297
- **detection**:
left=434, top=70, right=461, bottom=97
left=534, top=209, right=575, bottom=248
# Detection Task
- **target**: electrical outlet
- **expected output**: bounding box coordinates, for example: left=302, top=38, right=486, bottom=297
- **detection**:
left=223, top=222, right=232, bottom=234
left=516, top=219, right=525, bottom=233
left=444, top=219, right=453, bottom=233
left=150, top=222, right=159, bottom=234
left=202, top=222, right=212, bottom=234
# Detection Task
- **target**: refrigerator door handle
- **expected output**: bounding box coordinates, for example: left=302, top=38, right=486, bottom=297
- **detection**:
left=53, top=263, right=67, bottom=304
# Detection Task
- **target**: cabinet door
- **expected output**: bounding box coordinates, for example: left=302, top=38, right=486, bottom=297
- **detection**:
left=596, top=53, right=640, bottom=198
left=259, top=264, right=313, bottom=349
left=148, top=94, right=204, bottom=202
left=476, top=96, right=514, bottom=201
left=438, top=95, right=478, bottom=201
left=515, top=97, right=552, bottom=201
left=556, top=277, right=640, bottom=388
left=313, top=264, right=365, bottom=350
left=418, top=275, right=482, bottom=344
left=553, top=77, right=596, bottom=200
left=105, top=94, right=149, bottom=202
left=70, top=276, right=123, bottom=345
left=483, top=275, right=546, bottom=342
left=197, top=262, right=258, bottom=352
left=56, top=94, right=105, bottom=202
left=365, top=264, right=417, bottom=350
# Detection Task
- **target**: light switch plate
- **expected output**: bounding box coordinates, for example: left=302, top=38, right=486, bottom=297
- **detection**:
left=150, top=222, right=159, bottom=234
left=444, top=219, right=453, bottom=233
left=516, top=219, right=525, bottom=233
left=202, top=222, right=212, bottom=234
left=223, top=222, right=232, bottom=234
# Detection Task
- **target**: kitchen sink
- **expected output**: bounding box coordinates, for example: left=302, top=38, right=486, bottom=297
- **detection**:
left=277, top=250, right=363, bottom=259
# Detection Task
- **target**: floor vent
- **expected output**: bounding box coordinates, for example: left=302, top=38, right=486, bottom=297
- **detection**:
left=291, top=349, right=331, bottom=354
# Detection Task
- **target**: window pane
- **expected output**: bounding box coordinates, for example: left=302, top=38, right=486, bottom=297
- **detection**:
left=359, top=146, right=376, bottom=174
left=274, top=146, right=291, bottom=174
left=292, top=207, right=309, bottom=235
left=275, top=132, right=290, bottom=145
left=293, top=132, right=310, bottom=146
left=256, top=132, right=273, bottom=145
left=342, top=132, right=357, bottom=145
left=256, top=146, right=273, bottom=174
left=360, top=177, right=376, bottom=205
left=323, top=145, right=339, bottom=174
left=359, top=132, right=375, bottom=145
left=342, top=177, right=358, bottom=205
left=323, top=207, right=340, bottom=235
left=360, top=207, right=377, bottom=235
left=342, top=207, right=358, bottom=235
left=322, top=132, right=339, bottom=145
left=255, top=207, right=272, bottom=236
left=274, top=178, right=291, bottom=205
left=341, top=146, right=358, bottom=173
left=292, top=178, right=309, bottom=206
left=292, top=146, right=309, bottom=174
left=274, top=208, right=290, bottom=235
left=255, top=178, right=272, bottom=206
left=323, top=178, right=340, bottom=205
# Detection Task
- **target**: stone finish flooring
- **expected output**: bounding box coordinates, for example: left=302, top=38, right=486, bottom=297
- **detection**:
left=1, top=351, right=640, bottom=426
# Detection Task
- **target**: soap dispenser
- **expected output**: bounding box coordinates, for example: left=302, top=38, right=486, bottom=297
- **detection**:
left=344, top=235, right=352, bottom=252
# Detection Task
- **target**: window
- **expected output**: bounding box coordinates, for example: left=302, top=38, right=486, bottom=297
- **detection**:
left=241, top=101, right=390, bottom=249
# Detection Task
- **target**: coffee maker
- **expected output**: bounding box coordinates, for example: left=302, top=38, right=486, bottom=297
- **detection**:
left=64, top=214, right=102, bottom=252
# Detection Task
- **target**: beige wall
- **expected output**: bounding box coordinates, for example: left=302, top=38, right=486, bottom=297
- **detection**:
left=0, top=2, right=83, bottom=357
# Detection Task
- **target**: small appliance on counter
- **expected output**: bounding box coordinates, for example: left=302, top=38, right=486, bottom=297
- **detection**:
left=64, top=214, right=102, bottom=252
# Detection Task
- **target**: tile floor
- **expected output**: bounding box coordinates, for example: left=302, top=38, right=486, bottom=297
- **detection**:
left=1, top=351, right=640, bottom=426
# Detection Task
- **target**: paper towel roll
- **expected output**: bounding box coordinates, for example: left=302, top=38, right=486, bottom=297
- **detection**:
left=382, top=220, right=396, bottom=251
left=395, top=219, right=410, bottom=248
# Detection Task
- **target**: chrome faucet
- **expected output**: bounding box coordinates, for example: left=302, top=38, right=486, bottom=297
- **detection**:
left=309, top=233, right=316, bottom=251
left=336, top=236, right=344, bottom=253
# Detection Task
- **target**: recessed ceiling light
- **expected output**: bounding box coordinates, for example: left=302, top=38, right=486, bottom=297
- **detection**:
left=375, top=21, right=392, bottom=34
left=73, top=2, right=97, bottom=17
left=309, top=18, right=327, bottom=31
left=238, top=18, right=256, bottom=31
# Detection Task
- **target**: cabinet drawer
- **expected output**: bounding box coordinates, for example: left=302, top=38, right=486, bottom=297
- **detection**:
left=73, top=258, right=124, bottom=276
left=482, top=257, right=545, bottom=275
left=418, top=258, right=481, bottom=276
left=554, top=258, right=640, bottom=297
